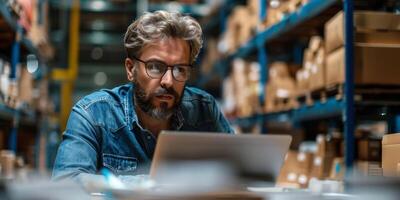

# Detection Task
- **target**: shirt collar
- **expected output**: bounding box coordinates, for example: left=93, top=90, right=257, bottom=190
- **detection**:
left=125, top=83, right=185, bottom=131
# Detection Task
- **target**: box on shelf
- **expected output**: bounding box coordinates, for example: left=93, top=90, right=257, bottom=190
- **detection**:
left=355, top=161, right=383, bottom=177
left=326, top=43, right=400, bottom=87
left=296, top=68, right=310, bottom=96
left=309, top=47, right=326, bottom=91
left=264, top=62, right=297, bottom=113
left=276, top=150, right=314, bottom=188
left=310, top=155, right=334, bottom=179
left=18, top=66, right=34, bottom=106
left=325, top=11, right=400, bottom=54
left=382, top=133, right=400, bottom=177
left=0, top=150, right=16, bottom=179
left=224, top=5, right=258, bottom=53
left=357, top=138, right=381, bottom=161
left=229, top=59, right=262, bottom=118
left=329, top=157, right=345, bottom=180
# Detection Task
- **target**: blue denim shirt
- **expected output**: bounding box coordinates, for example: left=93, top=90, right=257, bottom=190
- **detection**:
left=52, top=83, right=234, bottom=181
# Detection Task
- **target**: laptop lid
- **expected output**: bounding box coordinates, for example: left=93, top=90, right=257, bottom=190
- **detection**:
left=150, top=131, right=292, bottom=183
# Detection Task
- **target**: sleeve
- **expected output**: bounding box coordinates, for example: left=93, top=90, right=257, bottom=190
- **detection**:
left=210, top=96, right=235, bottom=134
left=52, top=104, right=102, bottom=181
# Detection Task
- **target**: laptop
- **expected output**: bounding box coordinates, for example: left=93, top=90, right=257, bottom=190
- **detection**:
left=150, top=131, right=292, bottom=184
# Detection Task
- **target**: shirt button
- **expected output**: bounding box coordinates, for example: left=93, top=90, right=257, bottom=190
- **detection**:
left=147, top=136, right=151, bottom=140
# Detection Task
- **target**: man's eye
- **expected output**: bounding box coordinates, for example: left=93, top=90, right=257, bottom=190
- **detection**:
left=175, top=66, right=187, bottom=74
left=147, top=62, right=164, bottom=73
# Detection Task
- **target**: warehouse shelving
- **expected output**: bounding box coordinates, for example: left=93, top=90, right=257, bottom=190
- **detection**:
left=0, top=4, right=41, bottom=61
left=201, top=0, right=400, bottom=168
left=0, top=1, right=52, bottom=161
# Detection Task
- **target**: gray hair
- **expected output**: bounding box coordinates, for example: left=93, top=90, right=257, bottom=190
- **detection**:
left=124, top=10, right=203, bottom=64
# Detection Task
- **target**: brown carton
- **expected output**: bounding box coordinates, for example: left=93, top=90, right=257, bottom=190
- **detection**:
left=325, top=11, right=400, bottom=53
left=382, top=133, right=400, bottom=177
left=309, top=48, right=326, bottom=90
left=326, top=44, right=400, bottom=87
left=357, top=138, right=382, bottom=161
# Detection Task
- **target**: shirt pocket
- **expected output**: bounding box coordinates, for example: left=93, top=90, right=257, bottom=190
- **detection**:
left=102, top=153, right=138, bottom=175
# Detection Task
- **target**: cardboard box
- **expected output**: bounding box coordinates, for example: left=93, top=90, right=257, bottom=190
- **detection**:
left=357, top=138, right=382, bottom=161
left=309, top=48, right=325, bottom=90
left=355, top=161, right=383, bottom=177
left=277, top=151, right=314, bottom=188
left=18, top=67, right=34, bottom=106
left=326, top=44, right=400, bottom=87
left=310, top=155, right=334, bottom=179
left=296, top=68, right=310, bottom=95
left=329, top=157, right=344, bottom=180
left=325, top=11, right=400, bottom=53
left=325, top=47, right=345, bottom=86
left=382, top=133, right=400, bottom=177
left=354, top=43, right=400, bottom=85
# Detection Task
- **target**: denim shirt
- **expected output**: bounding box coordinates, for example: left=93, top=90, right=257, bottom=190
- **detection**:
left=52, top=83, right=234, bottom=181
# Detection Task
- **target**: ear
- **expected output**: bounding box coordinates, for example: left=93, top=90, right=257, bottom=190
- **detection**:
left=125, top=58, right=135, bottom=81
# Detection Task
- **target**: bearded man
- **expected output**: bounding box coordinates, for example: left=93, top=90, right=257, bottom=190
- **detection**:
left=52, top=11, right=233, bottom=181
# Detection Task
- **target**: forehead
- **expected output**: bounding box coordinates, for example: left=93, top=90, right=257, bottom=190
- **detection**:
left=139, top=38, right=190, bottom=64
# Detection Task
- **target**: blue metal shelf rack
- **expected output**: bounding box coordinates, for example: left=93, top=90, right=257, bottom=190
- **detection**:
left=0, top=3, right=45, bottom=152
left=200, top=0, right=360, bottom=167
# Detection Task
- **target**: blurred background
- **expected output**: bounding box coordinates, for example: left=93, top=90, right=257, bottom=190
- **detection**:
left=1, top=0, right=400, bottom=190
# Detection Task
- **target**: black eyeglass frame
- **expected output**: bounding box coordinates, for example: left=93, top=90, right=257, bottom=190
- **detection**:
left=132, top=56, right=193, bottom=82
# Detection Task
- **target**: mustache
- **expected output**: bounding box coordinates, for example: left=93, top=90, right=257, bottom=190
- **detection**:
left=152, top=87, right=179, bottom=99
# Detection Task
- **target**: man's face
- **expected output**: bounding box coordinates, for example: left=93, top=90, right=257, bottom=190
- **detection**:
left=127, top=38, right=190, bottom=120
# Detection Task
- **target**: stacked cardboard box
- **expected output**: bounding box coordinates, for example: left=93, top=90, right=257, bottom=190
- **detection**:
left=325, top=11, right=400, bottom=87
left=223, top=59, right=262, bottom=118
left=260, top=0, right=310, bottom=30
left=310, top=134, right=343, bottom=180
left=223, top=2, right=259, bottom=54
left=264, top=62, right=297, bottom=113
left=382, top=133, right=400, bottom=177
left=296, top=36, right=326, bottom=96
left=276, top=151, right=314, bottom=188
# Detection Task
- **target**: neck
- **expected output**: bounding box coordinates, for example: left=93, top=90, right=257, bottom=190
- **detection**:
left=135, top=106, right=171, bottom=138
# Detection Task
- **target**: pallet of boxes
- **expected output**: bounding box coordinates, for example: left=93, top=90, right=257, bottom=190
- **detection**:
left=296, top=36, right=327, bottom=106
left=276, top=134, right=344, bottom=189
left=382, top=133, right=400, bottom=177
left=264, top=62, right=298, bottom=113
left=224, top=59, right=262, bottom=119
left=259, top=0, right=311, bottom=30
left=325, top=11, right=400, bottom=89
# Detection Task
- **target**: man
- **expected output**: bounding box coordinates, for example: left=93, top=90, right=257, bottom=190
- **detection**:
left=52, top=11, right=234, bottom=181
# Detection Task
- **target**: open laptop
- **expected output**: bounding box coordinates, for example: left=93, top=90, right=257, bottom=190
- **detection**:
left=150, top=131, right=292, bottom=184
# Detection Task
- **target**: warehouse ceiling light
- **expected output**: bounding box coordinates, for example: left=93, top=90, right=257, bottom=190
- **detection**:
left=90, top=0, right=107, bottom=11
left=94, top=72, right=107, bottom=86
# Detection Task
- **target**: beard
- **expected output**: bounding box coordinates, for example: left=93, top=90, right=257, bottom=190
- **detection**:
left=133, top=80, right=182, bottom=121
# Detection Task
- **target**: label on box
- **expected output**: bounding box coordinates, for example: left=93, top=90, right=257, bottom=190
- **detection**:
left=314, top=157, right=322, bottom=166
left=298, top=153, right=306, bottom=162
left=287, top=172, right=297, bottom=182
left=298, top=174, right=308, bottom=184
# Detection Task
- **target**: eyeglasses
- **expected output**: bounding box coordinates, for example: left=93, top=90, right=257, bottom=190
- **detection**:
left=132, top=56, right=192, bottom=82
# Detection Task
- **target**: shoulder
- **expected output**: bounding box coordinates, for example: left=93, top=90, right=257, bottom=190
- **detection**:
left=75, top=84, right=131, bottom=111
left=182, top=86, right=215, bottom=103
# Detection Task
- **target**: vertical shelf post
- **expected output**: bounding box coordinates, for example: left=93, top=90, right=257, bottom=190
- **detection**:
left=344, top=0, right=355, bottom=168
left=8, top=26, right=23, bottom=153
left=257, top=39, right=268, bottom=133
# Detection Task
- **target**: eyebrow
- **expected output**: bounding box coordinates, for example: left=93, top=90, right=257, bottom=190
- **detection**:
left=144, top=58, right=191, bottom=66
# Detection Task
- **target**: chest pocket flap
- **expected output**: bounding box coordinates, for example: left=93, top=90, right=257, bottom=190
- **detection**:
left=103, top=153, right=138, bottom=175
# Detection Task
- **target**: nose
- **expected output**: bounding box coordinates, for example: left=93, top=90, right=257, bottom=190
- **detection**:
left=160, top=68, right=174, bottom=88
